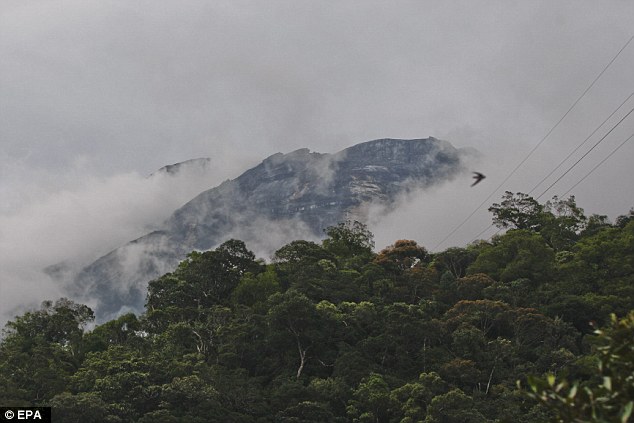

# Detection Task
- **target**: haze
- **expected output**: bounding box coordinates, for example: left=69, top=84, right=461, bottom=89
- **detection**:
left=1, top=1, right=633, bottom=324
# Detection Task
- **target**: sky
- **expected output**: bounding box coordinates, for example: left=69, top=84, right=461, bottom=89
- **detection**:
left=1, top=1, right=633, bottom=323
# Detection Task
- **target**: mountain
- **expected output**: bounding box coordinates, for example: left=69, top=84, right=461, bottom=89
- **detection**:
left=149, top=157, right=212, bottom=177
left=71, top=138, right=473, bottom=319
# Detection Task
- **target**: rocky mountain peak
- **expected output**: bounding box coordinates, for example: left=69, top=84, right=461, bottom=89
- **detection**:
left=71, top=137, right=473, bottom=320
left=150, top=157, right=211, bottom=177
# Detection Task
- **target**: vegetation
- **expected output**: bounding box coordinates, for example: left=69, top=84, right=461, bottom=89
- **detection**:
left=1, top=194, right=633, bottom=422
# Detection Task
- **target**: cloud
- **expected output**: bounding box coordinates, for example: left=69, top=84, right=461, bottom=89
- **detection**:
left=1, top=1, right=633, bottom=323
left=3, top=1, right=633, bottom=174
left=367, top=153, right=501, bottom=252
left=0, top=157, right=230, bottom=325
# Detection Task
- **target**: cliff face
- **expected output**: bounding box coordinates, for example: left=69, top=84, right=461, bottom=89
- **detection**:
left=73, top=137, right=470, bottom=319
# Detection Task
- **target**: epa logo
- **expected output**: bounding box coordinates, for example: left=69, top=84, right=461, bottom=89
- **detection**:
left=5, top=410, right=42, bottom=419
left=1, top=408, right=50, bottom=422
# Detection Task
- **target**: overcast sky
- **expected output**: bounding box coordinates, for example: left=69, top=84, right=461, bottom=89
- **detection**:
left=1, top=1, right=633, bottom=321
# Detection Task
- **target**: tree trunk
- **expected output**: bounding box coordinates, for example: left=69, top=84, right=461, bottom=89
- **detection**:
left=486, top=360, right=496, bottom=395
left=296, top=337, right=309, bottom=379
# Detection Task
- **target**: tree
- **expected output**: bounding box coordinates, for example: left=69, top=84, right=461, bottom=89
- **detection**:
left=146, top=375, right=225, bottom=422
left=145, top=240, right=260, bottom=330
left=274, top=240, right=334, bottom=265
left=174, top=239, right=260, bottom=305
left=444, top=300, right=512, bottom=339
left=455, top=274, right=494, bottom=301
left=541, top=195, right=587, bottom=250
left=266, top=291, right=324, bottom=379
left=467, top=230, right=554, bottom=283
left=581, top=214, right=611, bottom=238
left=0, top=299, right=94, bottom=404
left=308, top=377, right=351, bottom=417
left=389, top=372, right=448, bottom=423
left=615, top=208, right=634, bottom=228
left=4, top=201, right=631, bottom=422
left=489, top=192, right=545, bottom=231
left=323, top=221, right=375, bottom=266
left=276, top=401, right=336, bottom=423
left=373, top=241, right=435, bottom=303
left=374, top=240, right=429, bottom=273
left=489, top=192, right=590, bottom=251
left=524, top=312, right=634, bottom=423
left=231, top=268, right=281, bottom=309
left=49, top=392, right=122, bottom=423
left=347, top=373, right=395, bottom=423
left=424, top=388, right=489, bottom=423
left=3, top=298, right=93, bottom=355
left=433, top=247, right=479, bottom=279
left=83, top=313, right=142, bottom=353
left=69, top=344, right=161, bottom=420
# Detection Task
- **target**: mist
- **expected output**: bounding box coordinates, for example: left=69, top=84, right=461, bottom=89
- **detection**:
left=0, top=158, right=235, bottom=324
left=1, top=1, right=634, bottom=324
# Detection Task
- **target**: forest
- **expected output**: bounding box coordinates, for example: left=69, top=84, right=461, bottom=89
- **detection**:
left=1, top=192, right=633, bottom=422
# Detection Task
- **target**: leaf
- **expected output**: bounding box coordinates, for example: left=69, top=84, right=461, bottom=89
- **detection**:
left=621, top=402, right=633, bottom=423
left=568, top=383, right=578, bottom=399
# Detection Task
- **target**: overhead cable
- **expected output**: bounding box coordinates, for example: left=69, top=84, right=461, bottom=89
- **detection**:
left=535, top=105, right=634, bottom=200
left=561, top=132, right=634, bottom=197
left=527, top=91, right=634, bottom=195
left=432, top=35, right=634, bottom=250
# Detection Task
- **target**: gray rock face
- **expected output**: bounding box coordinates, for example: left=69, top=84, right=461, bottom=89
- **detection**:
left=150, top=157, right=212, bottom=177
left=73, top=138, right=471, bottom=319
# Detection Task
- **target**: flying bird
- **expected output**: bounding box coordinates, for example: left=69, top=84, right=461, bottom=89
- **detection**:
left=471, top=172, right=486, bottom=187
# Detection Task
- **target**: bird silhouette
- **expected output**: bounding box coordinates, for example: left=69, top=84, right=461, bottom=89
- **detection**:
left=471, top=172, right=485, bottom=187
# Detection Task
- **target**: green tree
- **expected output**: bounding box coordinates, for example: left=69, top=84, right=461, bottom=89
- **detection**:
left=390, top=372, right=448, bottom=423
left=276, top=401, right=336, bottom=423
left=433, top=246, right=479, bottom=279
left=267, top=291, right=326, bottom=379
left=323, top=221, right=375, bottom=267
left=0, top=299, right=94, bottom=404
left=83, top=313, right=142, bottom=353
left=231, top=267, right=281, bottom=309
left=424, top=388, right=489, bottom=422
left=468, top=230, right=555, bottom=283
left=347, top=373, right=395, bottom=423
left=489, top=191, right=545, bottom=231
left=308, top=377, right=351, bottom=417
left=524, top=312, right=634, bottom=423
left=615, top=209, right=634, bottom=228
left=49, top=392, right=122, bottom=423
left=145, top=240, right=260, bottom=330
left=455, top=273, right=494, bottom=301
left=540, top=195, right=587, bottom=250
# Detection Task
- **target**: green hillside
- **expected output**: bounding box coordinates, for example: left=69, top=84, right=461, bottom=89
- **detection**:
left=2, top=192, right=633, bottom=422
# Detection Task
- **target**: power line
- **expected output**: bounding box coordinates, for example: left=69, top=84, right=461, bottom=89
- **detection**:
left=527, top=91, right=634, bottom=195
left=535, top=105, right=634, bottom=200
left=470, top=223, right=496, bottom=243
left=470, top=107, right=634, bottom=243
left=561, top=132, right=634, bottom=197
left=432, top=35, right=634, bottom=250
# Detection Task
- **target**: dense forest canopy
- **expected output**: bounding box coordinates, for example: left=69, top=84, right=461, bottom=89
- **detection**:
left=1, top=192, right=633, bottom=422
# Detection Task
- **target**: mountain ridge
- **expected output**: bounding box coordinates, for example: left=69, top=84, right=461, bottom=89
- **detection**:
left=70, top=137, right=474, bottom=319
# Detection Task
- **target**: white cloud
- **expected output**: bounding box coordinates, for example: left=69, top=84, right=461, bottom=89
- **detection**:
left=1, top=0, right=633, bottom=323
left=0, top=157, right=229, bottom=325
